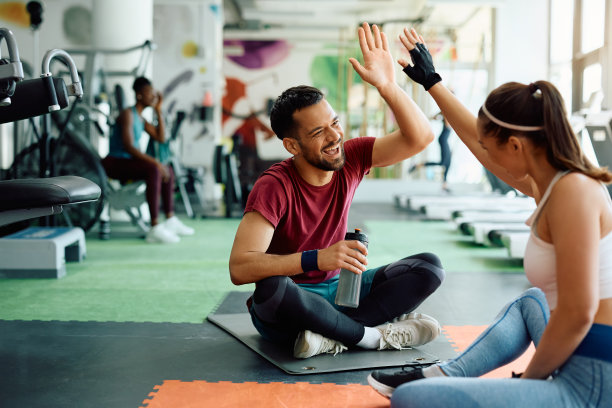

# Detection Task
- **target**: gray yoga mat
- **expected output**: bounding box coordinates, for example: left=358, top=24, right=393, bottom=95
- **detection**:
left=207, top=312, right=441, bottom=375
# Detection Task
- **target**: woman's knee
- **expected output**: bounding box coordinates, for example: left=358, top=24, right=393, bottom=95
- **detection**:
left=521, top=287, right=546, bottom=302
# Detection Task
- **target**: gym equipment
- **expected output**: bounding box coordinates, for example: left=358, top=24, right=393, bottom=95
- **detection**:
left=207, top=312, right=439, bottom=375
left=0, top=28, right=100, bottom=277
left=0, top=28, right=24, bottom=107
left=6, top=50, right=101, bottom=232
left=463, top=222, right=529, bottom=246
left=585, top=111, right=612, bottom=196
left=0, top=226, right=86, bottom=278
left=213, top=144, right=243, bottom=218
left=8, top=41, right=160, bottom=236
left=0, top=175, right=101, bottom=278
left=453, top=208, right=533, bottom=239
left=147, top=110, right=204, bottom=219
left=498, top=231, right=530, bottom=260
left=410, top=195, right=534, bottom=221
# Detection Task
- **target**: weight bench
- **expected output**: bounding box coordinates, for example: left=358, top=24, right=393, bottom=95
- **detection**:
left=0, top=176, right=101, bottom=278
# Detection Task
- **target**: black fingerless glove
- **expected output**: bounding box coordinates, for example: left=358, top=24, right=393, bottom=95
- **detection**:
left=402, top=42, right=442, bottom=91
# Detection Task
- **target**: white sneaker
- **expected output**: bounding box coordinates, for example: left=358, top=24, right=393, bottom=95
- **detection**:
left=377, top=312, right=441, bottom=350
left=293, top=330, right=348, bottom=359
left=146, top=224, right=180, bottom=244
left=164, top=216, right=195, bottom=236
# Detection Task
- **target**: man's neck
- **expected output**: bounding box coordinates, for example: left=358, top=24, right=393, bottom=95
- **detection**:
left=292, top=157, right=334, bottom=186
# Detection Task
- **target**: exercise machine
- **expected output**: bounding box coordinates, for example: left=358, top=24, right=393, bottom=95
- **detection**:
left=0, top=176, right=100, bottom=278
left=0, top=28, right=100, bottom=278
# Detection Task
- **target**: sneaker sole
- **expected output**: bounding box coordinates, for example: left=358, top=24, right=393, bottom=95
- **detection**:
left=367, top=373, right=393, bottom=399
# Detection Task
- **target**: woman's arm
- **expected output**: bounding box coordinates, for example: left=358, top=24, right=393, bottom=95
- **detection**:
left=521, top=174, right=600, bottom=378
left=398, top=28, right=534, bottom=196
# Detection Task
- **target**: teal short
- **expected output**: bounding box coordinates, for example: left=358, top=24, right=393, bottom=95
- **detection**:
left=248, top=267, right=381, bottom=343
left=297, top=266, right=381, bottom=311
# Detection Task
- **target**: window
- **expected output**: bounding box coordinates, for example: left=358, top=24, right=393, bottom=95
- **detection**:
left=582, top=63, right=602, bottom=108
left=581, top=0, right=606, bottom=54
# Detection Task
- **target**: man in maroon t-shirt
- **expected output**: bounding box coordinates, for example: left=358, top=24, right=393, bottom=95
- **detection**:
left=229, top=22, right=445, bottom=359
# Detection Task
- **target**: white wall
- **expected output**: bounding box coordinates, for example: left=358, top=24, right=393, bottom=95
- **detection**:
left=493, top=0, right=549, bottom=86
left=0, top=0, right=93, bottom=75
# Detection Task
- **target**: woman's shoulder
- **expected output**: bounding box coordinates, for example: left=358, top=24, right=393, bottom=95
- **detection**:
left=556, top=172, right=601, bottom=192
left=551, top=172, right=608, bottom=208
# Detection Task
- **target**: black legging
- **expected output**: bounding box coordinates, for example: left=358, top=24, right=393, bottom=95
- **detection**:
left=250, top=253, right=445, bottom=346
left=423, top=125, right=451, bottom=182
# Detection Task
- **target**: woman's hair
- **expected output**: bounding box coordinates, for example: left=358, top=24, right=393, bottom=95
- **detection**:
left=269, top=85, right=324, bottom=140
left=478, top=80, right=612, bottom=183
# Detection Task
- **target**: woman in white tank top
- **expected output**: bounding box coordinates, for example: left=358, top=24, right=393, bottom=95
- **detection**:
left=367, top=27, right=612, bottom=408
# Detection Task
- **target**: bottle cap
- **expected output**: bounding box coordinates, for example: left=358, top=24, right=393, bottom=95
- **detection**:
left=345, top=228, right=368, bottom=244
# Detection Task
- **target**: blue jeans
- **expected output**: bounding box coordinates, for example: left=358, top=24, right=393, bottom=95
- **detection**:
left=391, top=287, right=612, bottom=407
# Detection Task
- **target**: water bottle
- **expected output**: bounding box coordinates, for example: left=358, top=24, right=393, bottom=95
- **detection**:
left=335, top=228, right=368, bottom=308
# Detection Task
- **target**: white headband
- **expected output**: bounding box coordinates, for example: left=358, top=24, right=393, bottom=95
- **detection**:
left=481, top=104, right=544, bottom=132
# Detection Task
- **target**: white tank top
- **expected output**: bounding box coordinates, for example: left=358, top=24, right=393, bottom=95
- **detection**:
left=524, top=171, right=612, bottom=309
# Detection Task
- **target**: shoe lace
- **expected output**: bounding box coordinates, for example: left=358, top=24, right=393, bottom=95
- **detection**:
left=321, top=337, right=347, bottom=356
left=381, top=323, right=413, bottom=350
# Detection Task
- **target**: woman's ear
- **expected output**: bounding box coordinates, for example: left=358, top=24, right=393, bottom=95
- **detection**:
left=507, top=135, right=523, bottom=153
left=283, top=137, right=300, bottom=156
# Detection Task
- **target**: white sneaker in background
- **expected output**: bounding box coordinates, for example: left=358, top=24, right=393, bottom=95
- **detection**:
left=377, top=312, right=441, bottom=350
left=293, top=330, right=347, bottom=359
left=164, top=216, right=195, bottom=236
left=146, top=223, right=181, bottom=244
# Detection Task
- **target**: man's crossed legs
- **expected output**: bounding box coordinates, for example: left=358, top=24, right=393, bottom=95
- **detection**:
left=248, top=253, right=445, bottom=358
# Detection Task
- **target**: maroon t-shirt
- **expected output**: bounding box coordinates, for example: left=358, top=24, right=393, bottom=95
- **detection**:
left=244, top=136, right=376, bottom=284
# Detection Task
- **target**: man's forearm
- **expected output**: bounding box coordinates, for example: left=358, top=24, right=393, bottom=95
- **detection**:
left=377, top=82, right=432, bottom=147
left=229, top=251, right=304, bottom=285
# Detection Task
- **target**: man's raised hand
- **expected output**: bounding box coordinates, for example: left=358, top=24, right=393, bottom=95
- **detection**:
left=348, top=22, right=396, bottom=91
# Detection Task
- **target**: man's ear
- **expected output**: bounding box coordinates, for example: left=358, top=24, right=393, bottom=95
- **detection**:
left=283, top=137, right=300, bottom=156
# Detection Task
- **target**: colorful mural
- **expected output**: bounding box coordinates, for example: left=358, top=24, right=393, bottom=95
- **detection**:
left=0, top=2, right=29, bottom=28
left=223, top=40, right=291, bottom=70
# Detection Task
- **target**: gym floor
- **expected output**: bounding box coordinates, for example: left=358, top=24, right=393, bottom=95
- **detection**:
left=0, top=200, right=533, bottom=408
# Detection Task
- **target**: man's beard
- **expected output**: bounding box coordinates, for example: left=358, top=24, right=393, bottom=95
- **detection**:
left=300, top=140, right=346, bottom=171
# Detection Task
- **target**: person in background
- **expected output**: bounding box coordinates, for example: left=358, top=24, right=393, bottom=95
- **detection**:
left=102, top=77, right=194, bottom=244
left=409, top=112, right=452, bottom=193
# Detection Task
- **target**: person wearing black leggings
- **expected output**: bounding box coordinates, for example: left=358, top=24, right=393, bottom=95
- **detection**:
left=229, top=23, right=445, bottom=359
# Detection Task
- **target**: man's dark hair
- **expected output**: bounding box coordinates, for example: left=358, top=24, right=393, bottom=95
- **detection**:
left=269, top=85, right=324, bottom=140
left=133, top=76, right=152, bottom=93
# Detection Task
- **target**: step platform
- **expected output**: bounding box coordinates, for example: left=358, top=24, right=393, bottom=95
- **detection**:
left=0, top=227, right=86, bottom=278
